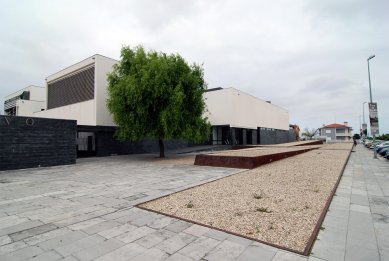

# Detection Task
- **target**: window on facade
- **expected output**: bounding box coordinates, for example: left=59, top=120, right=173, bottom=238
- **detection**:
left=212, top=127, right=223, bottom=145
left=336, top=129, right=345, bottom=133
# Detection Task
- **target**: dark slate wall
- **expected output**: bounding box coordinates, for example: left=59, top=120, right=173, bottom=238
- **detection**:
left=289, top=130, right=297, bottom=142
left=258, top=128, right=296, bottom=144
left=77, top=126, right=189, bottom=157
left=275, top=130, right=289, bottom=144
left=0, top=115, right=77, bottom=171
left=259, top=129, right=277, bottom=144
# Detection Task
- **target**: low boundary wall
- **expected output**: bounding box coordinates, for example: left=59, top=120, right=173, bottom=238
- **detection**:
left=0, top=115, right=76, bottom=171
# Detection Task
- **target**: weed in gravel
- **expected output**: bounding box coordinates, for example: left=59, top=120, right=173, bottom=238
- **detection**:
left=256, top=207, right=272, bottom=213
left=314, top=188, right=319, bottom=193
left=268, top=222, right=274, bottom=230
left=253, top=193, right=263, bottom=199
left=234, top=212, right=243, bottom=217
left=320, top=225, right=325, bottom=231
left=185, top=201, right=194, bottom=208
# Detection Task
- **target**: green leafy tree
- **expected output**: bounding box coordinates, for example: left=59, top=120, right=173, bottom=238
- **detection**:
left=107, top=46, right=210, bottom=157
left=353, top=133, right=361, bottom=140
left=376, top=133, right=389, bottom=141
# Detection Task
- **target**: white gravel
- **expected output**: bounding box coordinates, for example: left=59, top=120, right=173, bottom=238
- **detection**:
left=140, top=144, right=351, bottom=252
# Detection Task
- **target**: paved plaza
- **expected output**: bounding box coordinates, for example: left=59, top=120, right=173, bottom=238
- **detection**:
left=0, top=146, right=388, bottom=261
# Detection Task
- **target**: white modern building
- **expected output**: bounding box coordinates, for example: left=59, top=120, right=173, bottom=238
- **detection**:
left=3, top=85, right=45, bottom=116
left=22, top=54, right=295, bottom=155
left=33, top=54, right=117, bottom=156
left=204, top=87, right=290, bottom=145
left=35, top=54, right=117, bottom=126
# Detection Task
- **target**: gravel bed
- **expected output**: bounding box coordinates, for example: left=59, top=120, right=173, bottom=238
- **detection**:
left=140, top=146, right=351, bottom=252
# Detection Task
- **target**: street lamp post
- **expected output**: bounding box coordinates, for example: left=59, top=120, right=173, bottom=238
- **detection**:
left=367, top=55, right=377, bottom=159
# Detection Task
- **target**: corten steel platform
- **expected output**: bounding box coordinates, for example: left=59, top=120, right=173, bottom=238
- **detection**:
left=194, top=147, right=316, bottom=169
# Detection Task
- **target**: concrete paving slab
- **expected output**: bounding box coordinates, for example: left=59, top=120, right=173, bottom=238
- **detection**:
left=236, top=245, right=276, bottom=261
left=204, top=239, right=247, bottom=261
left=178, top=236, right=221, bottom=260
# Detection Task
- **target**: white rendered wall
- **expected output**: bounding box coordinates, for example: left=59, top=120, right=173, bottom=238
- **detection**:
left=4, top=85, right=44, bottom=101
left=204, top=88, right=289, bottom=130
left=16, top=100, right=45, bottom=116
left=95, top=55, right=117, bottom=126
left=29, top=86, right=45, bottom=101
left=34, top=99, right=96, bottom=125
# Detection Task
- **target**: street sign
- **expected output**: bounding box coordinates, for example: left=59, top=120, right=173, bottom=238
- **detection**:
left=369, top=102, right=379, bottom=136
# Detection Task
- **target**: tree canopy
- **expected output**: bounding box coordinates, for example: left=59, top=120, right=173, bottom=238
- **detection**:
left=301, top=128, right=317, bottom=140
left=107, top=46, right=210, bottom=157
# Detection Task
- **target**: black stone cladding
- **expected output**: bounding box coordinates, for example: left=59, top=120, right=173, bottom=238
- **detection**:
left=0, top=115, right=76, bottom=171
left=258, top=128, right=296, bottom=145
left=77, top=125, right=190, bottom=157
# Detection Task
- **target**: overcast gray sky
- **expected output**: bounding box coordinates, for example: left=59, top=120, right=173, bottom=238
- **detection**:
left=1, top=0, right=388, bottom=134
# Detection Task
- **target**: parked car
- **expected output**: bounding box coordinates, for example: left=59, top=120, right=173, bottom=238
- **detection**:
left=379, top=147, right=389, bottom=156
left=385, top=150, right=389, bottom=159
left=370, top=140, right=384, bottom=149
left=375, top=141, right=389, bottom=150
left=376, top=145, right=389, bottom=154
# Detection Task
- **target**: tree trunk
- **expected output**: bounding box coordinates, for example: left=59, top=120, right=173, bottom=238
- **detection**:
left=158, top=138, right=165, bottom=158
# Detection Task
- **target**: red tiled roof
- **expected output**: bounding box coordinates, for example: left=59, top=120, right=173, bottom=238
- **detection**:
left=322, top=123, right=349, bottom=128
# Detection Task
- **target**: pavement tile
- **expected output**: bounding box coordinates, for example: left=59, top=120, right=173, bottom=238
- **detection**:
left=183, top=224, right=211, bottom=237
left=95, top=243, right=147, bottom=261
left=156, top=232, right=197, bottom=254
left=165, top=252, right=194, bottom=261
left=178, top=236, right=220, bottom=259
left=0, top=220, right=44, bottom=237
left=271, top=251, right=307, bottom=261
left=98, top=223, right=137, bottom=239
left=0, top=241, right=28, bottom=255
left=135, top=229, right=176, bottom=249
left=29, top=250, right=63, bottom=261
left=204, top=239, right=247, bottom=261
left=81, top=220, right=121, bottom=235
left=0, top=215, right=29, bottom=230
left=38, top=230, right=88, bottom=251
left=24, top=227, right=72, bottom=246
left=165, top=220, right=192, bottom=233
left=226, top=234, right=253, bottom=247
left=236, top=245, right=276, bottom=261
left=72, top=238, right=124, bottom=261
left=311, top=223, right=346, bottom=261
left=68, top=217, right=106, bottom=231
left=131, top=247, right=169, bottom=260
left=148, top=216, right=175, bottom=229
left=115, top=226, right=155, bottom=243
left=9, top=223, right=58, bottom=241
left=0, top=245, right=43, bottom=261
left=54, top=234, right=105, bottom=257
left=0, top=235, right=12, bottom=246
left=204, top=229, right=230, bottom=241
